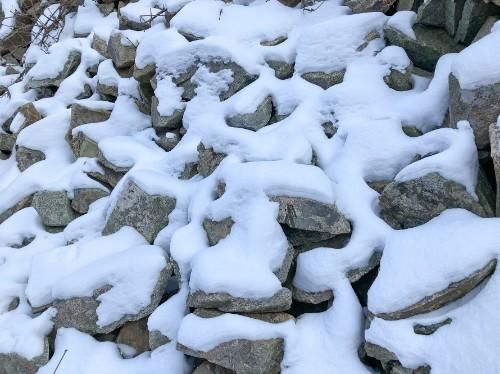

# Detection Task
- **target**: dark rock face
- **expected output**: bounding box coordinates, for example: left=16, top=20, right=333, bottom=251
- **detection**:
left=15, top=146, right=46, bottom=171
left=384, top=24, right=462, bottom=71
left=71, top=188, right=109, bottom=214
left=363, top=342, right=431, bottom=374
left=375, top=259, right=496, bottom=320
left=178, top=338, right=284, bottom=374
left=197, top=143, right=226, bottom=177
left=107, top=32, right=137, bottom=69
left=449, top=73, right=500, bottom=150
left=226, top=96, right=273, bottom=131
left=454, top=0, right=500, bottom=44
left=103, top=180, right=176, bottom=243
left=379, top=172, right=489, bottom=229
left=413, top=318, right=452, bottom=335
left=202, top=217, right=235, bottom=246
left=187, top=288, right=292, bottom=313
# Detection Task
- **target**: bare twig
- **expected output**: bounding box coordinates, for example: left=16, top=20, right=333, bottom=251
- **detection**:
left=53, top=349, right=68, bottom=374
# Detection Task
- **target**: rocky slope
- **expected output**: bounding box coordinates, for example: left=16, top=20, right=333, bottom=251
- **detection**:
left=0, top=0, right=499, bottom=373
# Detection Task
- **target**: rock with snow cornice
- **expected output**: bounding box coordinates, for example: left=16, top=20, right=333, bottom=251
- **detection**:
left=134, top=63, right=156, bottom=83
left=103, top=180, right=176, bottom=243
left=373, top=258, right=496, bottom=320
left=70, top=103, right=112, bottom=131
left=363, top=342, right=431, bottom=374
left=384, top=24, right=462, bottom=71
left=197, top=143, right=226, bottom=177
left=226, top=96, right=273, bottom=131
left=0, top=339, right=50, bottom=374
left=107, top=32, right=137, bottom=69
left=344, top=0, right=397, bottom=13
left=449, top=73, right=500, bottom=150
left=187, top=288, right=292, bottom=313
left=379, top=172, right=489, bottom=229
left=149, top=330, right=171, bottom=350
left=71, top=188, right=109, bottom=214
left=384, top=62, right=413, bottom=91
left=91, top=34, right=110, bottom=58
left=455, top=0, right=500, bottom=45
left=155, top=131, right=181, bottom=152
left=25, top=51, right=81, bottom=89
left=272, top=196, right=351, bottom=236
left=15, top=146, right=45, bottom=171
left=4, top=102, right=42, bottom=135
left=32, top=191, right=79, bottom=227
left=151, top=96, right=184, bottom=130
left=53, top=266, right=171, bottom=334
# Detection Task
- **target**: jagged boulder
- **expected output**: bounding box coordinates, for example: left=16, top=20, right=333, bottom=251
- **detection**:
left=455, top=0, right=500, bottom=44
left=107, top=31, right=137, bottom=69
left=226, top=96, right=273, bottom=131
left=103, top=180, right=176, bottom=243
left=266, top=59, right=294, bottom=80
left=449, top=73, right=500, bottom=150
left=32, top=191, right=79, bottom=227
left=71, top=187, right=109, bottom=214
left=15, top=146, right=45, bottom=171
left=379, top=172, right=490, bottom=229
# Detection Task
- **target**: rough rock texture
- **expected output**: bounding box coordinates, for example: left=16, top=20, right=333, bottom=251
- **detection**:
left=26, top=51, right=81, bottom=89
left=53, top=266, right=171, bottom=334
left=71, top=188, right=109, bottom=214
left=116, top=318, right=150, bottom=355
left=107, top=32, right=137, bottom=69
left=344, top=0, right=397, bottom=13
left=455, top=0, right=500, bottom=44
left=301, top=70, right=345, bottom=89
left=272, top=195, right=351, bottom=235
left=70, top=103, right=112, bottom=131
left=103, top=180, right=176, bottom=243
left=376, top=258, right=496, bottom=320
left=197, top=143, right=226, bottom=177
left=0, top=133, right=15, bottom=152
left=193, top=361, right=235, bottom=374
left=416, top=0, right=446, bottom=28
left=149, top=329, right=171, bottom=350
left=15, top=146, right=46, bottom=171
left=9, top=102, right=42, bottom=134
left=449, top=73, right=500, bottom=149
left=70, top=131, right=100, bottom=158
left=490, top=123, right=500, bottom=216
left=384, top=64, right=413, bottom=91
left=384, top=24, right=462, bottom=71
left=178, top=338, right=284, bottom=374
left=364, top=342, right=431, bottom=374
left=413, top=318, right=452, bottom=335
left=0, top=340, right=50, bottom=374
left=202, top=217, right=234, bottom=246
left=0, top=195, right=32, bottom=224
left=266, top=59, right=294, bottom=80
left=151, top=96, right=184, bottom=130
left=91, top=33, right=109, bottom=58
left=134, top=63, right=156, bottom=83
left=226, top=96, right=273, bottom=131
left=31, top=191, right=79, bottom=227
left=379, top=172, right=490, bottom=229
left=187, top=288, right=292, bottom=313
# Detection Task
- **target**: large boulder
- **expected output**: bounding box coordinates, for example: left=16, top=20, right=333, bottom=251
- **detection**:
left=449, top=73, right=500, bottom=150
left=384, top=24, right=462, bottom=71
left=103, top=180, right=176, bottom=243
left=454, top=0, right=500, bottom=44
left=379, top=172, right=490, bottom=229
left=70, top=102, right=112, bottom=131
left=31, top=191, right=79, bottom=227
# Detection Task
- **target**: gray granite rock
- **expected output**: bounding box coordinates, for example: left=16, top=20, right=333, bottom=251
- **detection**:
left=266, top=59, right=294, bottom=80
left=92, top=34, right=110, bottom=58
left=471, top=16, right=500, bottom=42
left=103, top=180, right=176, bottom=243
left=0, top=339, right=50, bottom=374
left=449, top=73, right=500, bottom=150
left=149, top=330, right=171, bottom=350
left=413, top=318, right=452, bottom=335
left=344, top=0, right=397, bottom=13
left=134, top=63, right=156, bottom=83
left=32, top=191, right=79, bottom=227
left=364, top=342, right=431, bottom=374
left=384, top=63, right=413, bottom=91
left=26, top=50, right=81, bottom=89
left=490, top=123, right=500, bottom=216
left=445, top=0, right=467, bottom=36
left=376, top=258, right=496, bottom=320
left=202, top=217, right=234, bottom=246
left=71, top=188, right=109, bottom=214
left=226, top=96, right=273, bottom=131
left=455, top=0, right=500, bottom=45
left=272, top=195, right=351, bottom=236
left=187, top=288, right=292, bottom=313
left=151, top=96, right=184, bottom=130
left=7, top=102, right=42, bottom=134
left=194, top=361, right=235, bottom=374
left=107, top=32, right=137, bottom=69
left=197, top=143, right=226, bottom=177
left=178, top=337, right=284, bottom=374
left=15, top=146, right=45, bottom=171
left=0, top=132, right=15, bottom=152
left=155, top=131, right=181, bottom=152
left=70, top=103, right=112, bottom=131
left=301, top=70, right=345, bottom=89
left=53, top=265, right=171, bottom=334
left=71, top=131, right=100, bottom=158
left=379, top=172, right=490, bottom=229
left=292, top=287, right=333, bottom=304
left=116, top=318, right=150, bottom=355
left=384, top=24, right=462, bottom=71
left=0, top=194, right=32, bottom=224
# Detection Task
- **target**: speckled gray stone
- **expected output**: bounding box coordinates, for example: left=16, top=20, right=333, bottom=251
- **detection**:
left=226, top=96, right=273, bottom=131
left=32, top=190, right=79, bottom=227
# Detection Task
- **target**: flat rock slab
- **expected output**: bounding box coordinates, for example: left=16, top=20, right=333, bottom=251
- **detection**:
left=187, top=288, right=292, bottom=313
left=375, top=258, right=496, bottom=320
left=379, top=172, right=489, bottom=229
left=103, top=180, right=176, bottom=243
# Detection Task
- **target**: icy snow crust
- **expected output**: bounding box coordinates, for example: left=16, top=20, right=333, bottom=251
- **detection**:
left=0, top=0, right=499, bottom=372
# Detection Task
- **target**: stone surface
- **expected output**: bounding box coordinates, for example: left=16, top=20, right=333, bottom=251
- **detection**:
left=70, top=103, right=112, bottom=131
left=26, top=50, right=81, bottom=89
left=97, top=80, right=118, bottom=100
left=0, top=195, right=32, bottom=224
left=0, top=132, right=15, bottom=152
left=107, top=31, right=137, bottom=69
left=103, top=180, right=176, bottom=243
left=364, top=342, right=431, bottom=374
left=344, top=0, right=397, bottom=13
left=292, top=287, right=333, bottom=304
left=92, top=33, right=110, bottom=58
left=32, top=191, right=79, bottom=227
left=149, top=329, right=171, bottom=350
left=379, top=172, right=490, bottom=229
left=445, top=0, right=467, bottom=36
left=202, top=217, right=235, bottom=246
left=416, top=0, right=446, bottom=28
left=53, top=266, right=171, bottom=334
left=266, top=59, right=294, bottom=80
left=376, top=258, right=496, bottom=320
left=197, top=143, right=226, bottom=177
left=472, top=16, right=500, bottom=42
left=178, top=337, right=284, bottom=374
left=71, top=131, right=100, bottom=158
left=155, top=131, right=180, bottom=152
left=384, top=64, right=413, bottom=91
left=194, top=361, right=235, bottom=374
left=413, top=318, right=452, bottom=335
left=71, top=188, right=109, bottom=214
left=490, top=123, right=500, bottom=216
left=301, top=70, right=345, bottom=89
left=116, top=318, right=150, bottom=355
left=384, top=24, right=462, bottom=71
left=226, top=96, right=273, bottom=131
left=0, top=339, right=50, bottom=374
left=455, top=0, right=500, bottom=44
left=9, top=102, right=42, bottom=134
left=15, top=146, right=45, bottom=171
left=449, top=73, right=500, bottom=150
left=134, top=63, right=156, bottom=83
left=187, top=288, right=292, bottom=313
left=272, top=195, right=351, bottom=236
left=151, top=96, right=184, bottom=130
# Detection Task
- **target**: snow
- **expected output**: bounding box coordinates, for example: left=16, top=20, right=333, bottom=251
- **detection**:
left=386, top=11, right=417, bottom=39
